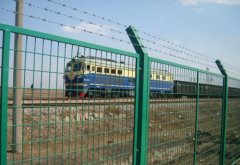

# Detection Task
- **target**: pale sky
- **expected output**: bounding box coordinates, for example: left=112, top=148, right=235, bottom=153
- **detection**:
left=0, top=0, right=240, bottom=79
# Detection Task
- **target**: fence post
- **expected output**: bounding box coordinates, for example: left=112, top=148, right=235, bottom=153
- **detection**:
left=216, top=60, right=228, bottom=165
left=126, top=26, right=150, bottom=165
left=193, top=71, right=200, bottom=165
left=0, top=29, right=11, bottom=165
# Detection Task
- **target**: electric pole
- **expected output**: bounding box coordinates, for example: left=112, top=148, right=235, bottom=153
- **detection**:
left=13, top=0, right=23, bottom=154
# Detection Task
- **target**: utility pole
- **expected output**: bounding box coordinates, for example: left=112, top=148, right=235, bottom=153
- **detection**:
left=13, top=0, right=23, bottom=154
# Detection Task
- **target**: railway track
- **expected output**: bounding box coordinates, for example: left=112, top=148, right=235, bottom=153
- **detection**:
left=7, top=98, right=227, bottom=108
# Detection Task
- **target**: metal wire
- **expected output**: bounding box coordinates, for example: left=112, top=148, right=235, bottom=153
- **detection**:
left=45, top=0, right=240, bottom=73
left=145, top=46, right=218, bottom=70
left=141, top=37, right=218, bottom=68
left=47, top=0, right=128, bottom=28
left=1, top=18, right=240, bottom=165
left=43, top=1, right=213, bottom=59
left=20, top=0, right=220, bottom=67
left=1, top=8, right=131, bottom=45
left=1, top=8, right=223, bottom=73
left=3, top=1, right=240, bottom=74
left=16, top=0, right=127, bottom=36
left=2, top=24, right=135, bottom=165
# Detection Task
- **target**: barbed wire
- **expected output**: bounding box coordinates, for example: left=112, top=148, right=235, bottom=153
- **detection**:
left=47, top=0, right=128, bottom=28
left=46, top=0, right=215, bottom=61
left=224, top=69, right=240, bottom=77
left=1, top=8, right=132, bottom=44
left=140, top=31, right=215, bottom=61
left=21, top=0, right=218, bottom=66
left=141, top=38, right=215, bottom=64
left=2, top=7, right=239, bottom=74
left=1, top=8, right=218, bottom=68
left=222, top=62, right=240, bottom=71
left=145, top=46, right=218, bottom=70
left=142, top=31, right=240, bottom=73
left=17, top=0, right=127, bottom=36
left=45, top=0, right=240, bottom=73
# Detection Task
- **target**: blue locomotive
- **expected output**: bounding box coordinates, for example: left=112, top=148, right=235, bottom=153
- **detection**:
left=64, top=56, right=174, bottom=98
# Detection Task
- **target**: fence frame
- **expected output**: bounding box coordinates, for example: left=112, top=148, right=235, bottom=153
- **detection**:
left=126, top=26, right=150, bottom=165
left=216, top=60, right=229, bottom=165
left=0, top=23, right=240, bottom=165
left=0, top=23, right=138, bottom=164
left=193, top=71, right=200, bottom=165
left=0, top=29, right=11, bottom=165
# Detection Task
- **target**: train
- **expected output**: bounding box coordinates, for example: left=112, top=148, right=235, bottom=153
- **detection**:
left=64, top=56, right=173, bottom=98
left=64, top=56, right=240, bottom=98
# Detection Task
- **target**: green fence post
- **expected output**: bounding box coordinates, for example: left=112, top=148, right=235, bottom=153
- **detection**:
left=0, top=29, right=11, bottom=165
left=126, top=26, right=150, bottom=165
left=193, top=71, right=200, bottom=165
left=216, top=60, right=228, bottom=165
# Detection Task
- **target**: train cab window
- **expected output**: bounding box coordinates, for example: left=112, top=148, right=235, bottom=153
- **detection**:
left=73, top=63, right=82, bottom=71
left=97, top=67, right=102, bottom=73
left=104, top=68, right=110, bottom=73
left=162, top=76, right=166, bottom=81
left=92, top=66, right=95, bottom=71
left=86, top=65, right=90, bottom=71
left=66, top=63, right=72, bottom=71
left=111, top=69, right=116, bottom=74
left=156, top=75, right=160, bottom=80
left=117, top=70, right=122, bottom=75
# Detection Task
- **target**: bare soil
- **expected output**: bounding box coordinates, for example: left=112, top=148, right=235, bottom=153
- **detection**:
left=6, top=99, right=240, bottom=165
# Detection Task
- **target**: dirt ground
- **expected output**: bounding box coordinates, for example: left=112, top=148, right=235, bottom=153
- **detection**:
left=6, top=99, right=240, bottom=165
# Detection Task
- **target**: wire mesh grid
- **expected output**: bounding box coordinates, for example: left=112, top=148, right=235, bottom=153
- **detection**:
left=4, top=31, right=136, bottom=164
left=1, top=24, right=240, bottom=165
left=197, top=73, right=223, bottom=164
left=225, top=78, right=240, bottom=164
left=147, top=60, right=197, bottom=164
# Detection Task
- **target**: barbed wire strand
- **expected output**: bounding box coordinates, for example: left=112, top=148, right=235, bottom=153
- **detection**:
left=18, top=0, right=127, bottom=36
left=0, top=8, right=131, bottom=44
left=2, top=7, right=239, bottom=75
left=21, top=0, right=220, bottom=66
left=46, top=0, right=215, bottom=61
left=222, top=62, right=240, bottom=71
left=47, top=0, right=128, bottom=28
left=46, top=0, right=240, bottom=72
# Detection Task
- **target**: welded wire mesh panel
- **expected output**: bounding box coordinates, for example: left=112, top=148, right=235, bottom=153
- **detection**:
left=147, top=60, right=197, bottom=164
left=225, top=78, right=240, bottom=164
left=197, top=73, right=223, bottom=164
left=5, top=30, right=136, bottom=164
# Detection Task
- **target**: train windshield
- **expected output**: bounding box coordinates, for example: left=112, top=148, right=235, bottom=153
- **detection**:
left=73, top=62, right=83, bottom=71
left=66, top=63, right=72, bottom=72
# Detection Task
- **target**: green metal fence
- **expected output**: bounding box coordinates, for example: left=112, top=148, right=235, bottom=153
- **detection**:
left=0, top=24, right=240, bottom=165
left=226, top=78, right=240, bottom=165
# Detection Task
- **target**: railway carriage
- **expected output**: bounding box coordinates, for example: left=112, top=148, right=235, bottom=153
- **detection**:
left=174, top=80, right=240, bottom=98
left=64, top=56, right=174, bottom=98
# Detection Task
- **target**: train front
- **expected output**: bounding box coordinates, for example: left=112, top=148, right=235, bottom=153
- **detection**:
left=64, top=58, right=87, bottom=98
